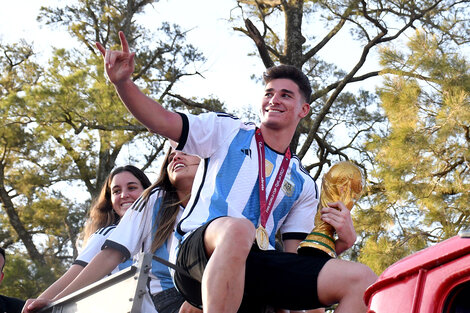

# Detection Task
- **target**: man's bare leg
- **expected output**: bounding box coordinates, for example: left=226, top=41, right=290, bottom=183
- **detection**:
left=317, top=259, right=377, bottom=313
left=202, top=217, right=256, bottom=313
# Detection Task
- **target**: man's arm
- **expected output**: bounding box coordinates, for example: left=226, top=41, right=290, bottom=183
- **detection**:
left=96, top=31, right=182, bottom=141
left=282, top=239, right=302, bottom=253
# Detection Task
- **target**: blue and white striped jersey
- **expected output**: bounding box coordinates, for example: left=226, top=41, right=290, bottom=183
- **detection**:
left=103, top=187, right=182, bottom=295
left=73, top=225, right=131, bottom=274
left=175, top=111, right=319, bottom=250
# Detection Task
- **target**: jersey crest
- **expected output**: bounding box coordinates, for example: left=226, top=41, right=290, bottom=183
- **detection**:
left=282, top=174, right=295, bottom=197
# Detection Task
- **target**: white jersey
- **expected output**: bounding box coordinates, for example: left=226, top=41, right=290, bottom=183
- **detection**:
left=175, top=112, right=319, bottom=250
left=73, top=225, right=131, bottom=274
left=103, top=187, right=182, bottom=296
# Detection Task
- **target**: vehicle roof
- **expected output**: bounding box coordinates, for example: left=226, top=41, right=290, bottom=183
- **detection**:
left=364, top=233, right=470, bottom=303
left=378, top=234, right=470, bottom=280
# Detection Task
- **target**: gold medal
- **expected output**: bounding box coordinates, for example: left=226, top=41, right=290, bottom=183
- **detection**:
left=256, top=225, right=269, bottom=250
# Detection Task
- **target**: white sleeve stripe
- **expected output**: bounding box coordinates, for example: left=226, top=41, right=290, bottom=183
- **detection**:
left=96, top=225, right=116, bottom=236
left=216, top=112, right=239, bottom=119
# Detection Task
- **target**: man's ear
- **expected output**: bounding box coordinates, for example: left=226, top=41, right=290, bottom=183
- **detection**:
left=299, top=101, right=310, bottom=118
left=0, top=272, right=4, bottom=284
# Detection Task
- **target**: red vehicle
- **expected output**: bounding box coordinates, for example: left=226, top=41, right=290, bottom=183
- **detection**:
left=364, top=231, right=470, bottom=313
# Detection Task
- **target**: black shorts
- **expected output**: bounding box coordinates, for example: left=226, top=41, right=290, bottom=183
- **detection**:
left=174, top=219, right=331, bottom=311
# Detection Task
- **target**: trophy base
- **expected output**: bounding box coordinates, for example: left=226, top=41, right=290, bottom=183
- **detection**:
left=297, top=232, right=337, bottom=258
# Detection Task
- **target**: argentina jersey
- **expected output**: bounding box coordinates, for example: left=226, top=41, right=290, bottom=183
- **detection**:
left=104, top=187, right=181, bottom=295
left=74, top=225, right=131, bottom=274
left=175, top=111, right=319, bottom=249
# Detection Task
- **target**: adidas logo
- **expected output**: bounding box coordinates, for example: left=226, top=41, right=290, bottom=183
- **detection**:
left=241, top=148, right=251, bottom=158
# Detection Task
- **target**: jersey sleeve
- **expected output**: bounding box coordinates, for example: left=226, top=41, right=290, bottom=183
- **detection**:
left=74, top=225, right=116, bottom=267
left=102, top=189, right=160, bottom=261
left=175, top=112, right=243, bottom=158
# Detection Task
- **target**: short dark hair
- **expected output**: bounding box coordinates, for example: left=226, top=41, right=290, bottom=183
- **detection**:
left=263, top=64, right=312, bottom=102
left=0, top=247, right=5, bottom=272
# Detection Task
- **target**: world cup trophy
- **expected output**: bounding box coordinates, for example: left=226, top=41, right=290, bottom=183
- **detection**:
left=297, top=161, right=363, bottom=258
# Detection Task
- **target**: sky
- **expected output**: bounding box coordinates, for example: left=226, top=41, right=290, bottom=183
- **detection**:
left=0, top=0, right=274, bottom=186
left=0, top=0, right=380, bottom=110
left=0, top=0, right=266, bottom=112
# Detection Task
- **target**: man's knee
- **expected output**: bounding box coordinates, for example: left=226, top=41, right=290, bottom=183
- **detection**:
left=334, top=261, right=377, bottom=291
left=317, top=259, right=377, bottom=304
left=347, top=263, right=377, bottom=289
left=205, top=217, right=255, bottom=255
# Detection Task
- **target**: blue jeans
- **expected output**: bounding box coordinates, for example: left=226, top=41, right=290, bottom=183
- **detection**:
left=152, top=287, right=185, bottom=313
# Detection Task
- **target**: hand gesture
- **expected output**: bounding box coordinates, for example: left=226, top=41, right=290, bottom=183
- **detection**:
left=96, top=31, right=135, bottom=85
left=321, top=201, right=357, bottom=254
left=22, top=298, right=51, bottom=313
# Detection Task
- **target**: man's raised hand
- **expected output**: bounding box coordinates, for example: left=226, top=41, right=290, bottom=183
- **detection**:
left=95, top=31, right=135, bottom=85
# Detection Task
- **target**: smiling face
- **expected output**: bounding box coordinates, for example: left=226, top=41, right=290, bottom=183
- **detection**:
left=166, top=150, right=200, bottom=192
left=110, top=171, right=145, bottom=217
left=260, top=78, right=310, bottom=132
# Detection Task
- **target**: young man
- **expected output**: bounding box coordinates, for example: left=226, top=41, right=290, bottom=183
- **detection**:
left=0, top=248, right=25, bottom=313
left=96, top=31, right=377, bottom=313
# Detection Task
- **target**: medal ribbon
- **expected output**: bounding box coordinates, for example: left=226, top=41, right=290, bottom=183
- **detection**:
left=255, top=128, right=291, bottom=228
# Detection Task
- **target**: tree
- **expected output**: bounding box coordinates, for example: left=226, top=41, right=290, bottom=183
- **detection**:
left=0, top=41, right=68, bottom=296
left=356, top=31, right=470, bottom=274
left=217, top=0, right=470, bottom=273
left=2, top=0, right=470, bottom=299
left=223, top=0, right=470, bottom=178
left=0, top=0, right=218, bottom=298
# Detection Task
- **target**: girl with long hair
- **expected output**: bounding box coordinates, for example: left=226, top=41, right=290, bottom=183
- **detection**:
left=81, top=165, right=151, bottom=245
left=25, top=148, right=202, bottom=313
left=23, top=165, right=151, bottom=312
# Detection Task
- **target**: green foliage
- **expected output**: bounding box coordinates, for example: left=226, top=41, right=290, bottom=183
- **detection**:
left=0, top=249, right=69, bottom=298
left=234, top=0, right=470, bottom=178
left=358, top=234, right=428, bottom=275
left=0, top=0, right=208, bottom=299
left=359, top=31, right=470, bottom=274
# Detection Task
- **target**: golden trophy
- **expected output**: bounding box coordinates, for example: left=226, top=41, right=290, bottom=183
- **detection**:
left=297, top=161, right=363, bottom=258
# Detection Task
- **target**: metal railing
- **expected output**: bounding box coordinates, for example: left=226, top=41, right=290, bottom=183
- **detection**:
left=39, top=253, right=151, bottom=313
